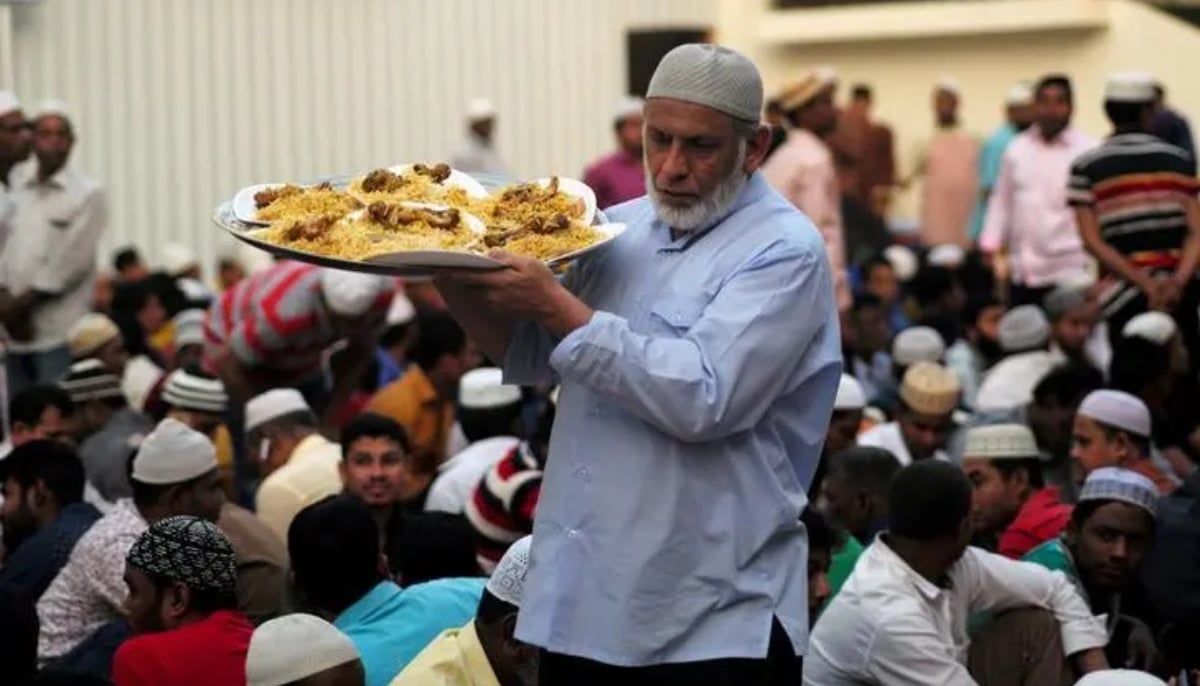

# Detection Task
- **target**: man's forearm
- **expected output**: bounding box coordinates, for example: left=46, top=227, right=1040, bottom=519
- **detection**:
left=1173, top=199, right=1200, bottom=287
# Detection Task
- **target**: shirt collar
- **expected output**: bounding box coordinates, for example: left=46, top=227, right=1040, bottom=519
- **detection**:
left=23, top=164, right=76, bottom=191
left=335, top=580, right=401, bottom=628
left=874, top=536, right=946, bottom=602
left=651, top=172, right=771, bottom=253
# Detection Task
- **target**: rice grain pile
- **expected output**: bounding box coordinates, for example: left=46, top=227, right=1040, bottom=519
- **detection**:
left=255, top=187, right=361, bottom=222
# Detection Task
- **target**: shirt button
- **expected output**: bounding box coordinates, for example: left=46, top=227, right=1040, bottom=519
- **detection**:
left=575, top=466, right=590, bottom=481
left=566, top=528, right=579, bottom=539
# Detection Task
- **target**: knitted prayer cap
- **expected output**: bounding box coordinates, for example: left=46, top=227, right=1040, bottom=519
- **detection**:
left=647, top=43, right=763, bottom=124
left=126, top=515, right=237, bottom=593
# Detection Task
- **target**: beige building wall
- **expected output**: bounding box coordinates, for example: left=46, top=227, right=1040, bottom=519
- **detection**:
left=717, top=0, right=1200, bottom=223
left=7, top=0, right=715, bottom=273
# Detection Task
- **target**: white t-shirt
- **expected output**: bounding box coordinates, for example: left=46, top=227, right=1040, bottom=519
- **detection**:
left=424, top=436, right=520, bottom=513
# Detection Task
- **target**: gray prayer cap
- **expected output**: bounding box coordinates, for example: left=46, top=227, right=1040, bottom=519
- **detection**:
left=998, top=305, right=1050, bottom=352
left=1042, top=286, right=1087, bottom=321
left=646, top=43, right=763, bottom=124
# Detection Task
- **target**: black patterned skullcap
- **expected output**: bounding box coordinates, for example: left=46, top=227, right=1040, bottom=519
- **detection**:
left=127, top=515, right=237, bottom=593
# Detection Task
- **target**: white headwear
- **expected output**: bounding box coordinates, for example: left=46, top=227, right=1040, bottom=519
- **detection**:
left=899, top=362, right=960, bottom=416
left=998, top=305, right=1050, bottom=352
left=1005, top=82, right=1034, bottom=107
left=386, top=293, right=415, bottom=326
left=1122, top=311, right=1176, bottom=345
left=161, top=368, right=228, bottom=415
left=614, top=96, right=644, bottom=124
left=467, top=97, right=497, bottom=121
left=964, top=424, right=1039, bottom=461
left=177, top=278, right=214, bottom=304
left=1075, top=671, right=1166, bottom=686
left=460, top=367, right=521, bottom=410
left=936, top=76, right=961, bottom=95
left=1077, top=389, right=1152, bottom=438
left=814, top=65, right=838, bottom=85
left=927, top=244, right=965, bottom=268
left=883, top=245, right=918, bottom=282
left=67, top=313, right=120, bottom=359
left=1105, top=71, right=1156, bottom=103
left=319, top=269, right=388, bottom=316
left=0, top=91, right=21, bottom=117
left=32, top=99, right=68, bottom=121
left=1079, top=467, right=1159, bottom=517
left=131, top=418, right=218, bottom=485
left=834, top=374, right=866, bottom=411
left=173, top=309, right=208, bottom=349
left=246, top=614, right=361, bottom=686
left=646, top=43, right=763, bottom=124
left=245, top=389, right=312, bottom=433
left=162, top=243, right=198, bottom=276
left=892, top=326, right=945, bottom=367
left=485, top=536, right=532, bottom=608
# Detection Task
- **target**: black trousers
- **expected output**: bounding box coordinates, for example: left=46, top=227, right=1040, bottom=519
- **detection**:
left=1009, top=282, right=1055, bottom=308
left=538, top=617, right=803, bottom=685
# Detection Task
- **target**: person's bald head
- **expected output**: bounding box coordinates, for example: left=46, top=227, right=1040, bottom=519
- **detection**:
left=643, top=44, right=770, bottom=232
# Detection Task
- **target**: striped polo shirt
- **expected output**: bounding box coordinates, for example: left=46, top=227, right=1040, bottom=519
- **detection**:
left=1068, top=132, right=1199, bottom=315
left=203, top=261, right=390, bottom=384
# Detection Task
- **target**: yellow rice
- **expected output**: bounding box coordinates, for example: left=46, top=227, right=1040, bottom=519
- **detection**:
left=255, top=187, right=361, bottom=222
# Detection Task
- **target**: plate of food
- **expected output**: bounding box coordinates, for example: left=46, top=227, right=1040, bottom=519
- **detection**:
left=346, top=163, right=489, bottom=206
left=232, top=181, right=363, bottom=227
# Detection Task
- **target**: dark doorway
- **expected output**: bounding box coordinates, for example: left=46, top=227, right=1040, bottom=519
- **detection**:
left=626, top=28, right=711, bottom=97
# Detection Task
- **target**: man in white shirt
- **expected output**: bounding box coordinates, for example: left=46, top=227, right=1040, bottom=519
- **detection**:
left=451, top=98, right=509, bottom=178
left=424, top=368, right=522, bottom=514
left=805, top=460, right=1109, bottom=685
left=0, top=101, right=106, bottom=394
left=976, top=305, right=1060, bottom=412
left=858, top=361, right=959, bottom=465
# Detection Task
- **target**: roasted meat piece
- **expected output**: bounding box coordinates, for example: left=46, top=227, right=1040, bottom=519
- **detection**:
left=412, top=163, right=452, bottom=183
left=281, top=214, right=340, bottom=241
left=253, top=184, right=303, bottom=209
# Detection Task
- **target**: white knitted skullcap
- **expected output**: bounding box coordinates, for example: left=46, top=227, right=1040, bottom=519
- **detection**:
left=467, top=97, right=496, bottom=121
left=1005, top=82, right=1034, bottom=107
left=485, top=535, right=532, bottom=608
left=892, top=326, right=945, bottom=367
left=319, top=269, right=389, bottom=316
left=245, top=389, right=312, bottom=433
left=834, top=374, right=866, bottom=411
left=647, top=43, right=763, bottom=124
left=1079, top=468, right=1159, bottom=518
left=246, top=613, right=361, bottom=686
left=131, top=418, right=218, bottom=485
left=1105, top=71, right=1156, bottom=104
left=0, top=91, right=20, bottom=116
left=936, top=76, right=961, bottom=95
left=173, top=309, right=208, bottom=349
left=460, top=367, right=521, bottom=410
left=998, top=305, right=1050, bottom=352
left=927, top=244, right=965, bottom=268
left=1075, top=670, right=1166, bottom=686
left=963, top=424, right=1038, bottom=461
left=1077, top=389, right=1151, bottom=438
left=883, top=245, right=918, bottom=282
left=1122, top=311, right=1176, bottom=346
left=614, top=96, right=644, bottom=123
left=161, top=368, right=228, bottom=414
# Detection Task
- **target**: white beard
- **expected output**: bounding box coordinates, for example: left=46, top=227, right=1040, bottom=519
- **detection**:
left=645, top=143, right=748, bottom=232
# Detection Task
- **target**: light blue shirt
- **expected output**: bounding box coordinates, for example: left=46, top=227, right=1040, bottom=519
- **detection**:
left=970, top=123, right=1019, bottom=240
left=334, top=578, right=484, bottom=686
left=503, top=173, right=843, bottom=666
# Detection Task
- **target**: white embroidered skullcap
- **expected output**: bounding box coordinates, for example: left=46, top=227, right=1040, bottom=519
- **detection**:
left=485, top=535, right=532, bottom=608
left=1075, top=669, right=1167, bottom=686
left=319, top=269, right=389, bottom=316
left=834, top=374, right=866, bottom=411
left=162, top=243, right=198, bottom=276
left=964, top=424, right=1038, bottom=461
left=1077, top=389, right=1151, bottom=438
left=173, top=309, right=207, bottom=349
left=467, top=97, right=497, bottom=121
left=892, top=326, right=945, bottom=367
left=1005, top=82, right=1034, bottom=107
left=936, top=76, right=961, bottom=95
left=245, top=389, right=312, bottom=433
left=883, top=245, right=918, bottom=282
left=614, top=96, right=644, bottom=123
left=1105, top=71, right=1156, bottom=103
left=32, top=99, right=68, bottom=120
left=67, top=313, right=120, bottom=359
left=1079, top=468, right=1159, bottom=518
left=1122, top=311, right=1176, bottom=346
left=998, top=305, right=1050, bottom=352
left=0, top=91, right=21, bottom=116
left=460, top=367, right=521, bottom=410
left=246, top=613, right=361, bottom=686
left=927, top=244, right=965, bottom=268
left=900, top=362, right=960, bottom=416
left=386, top=292, right=415, bottom=326
left=131, top=418, right=217, bottom=485
left=647, top=43, right=763, bottom=124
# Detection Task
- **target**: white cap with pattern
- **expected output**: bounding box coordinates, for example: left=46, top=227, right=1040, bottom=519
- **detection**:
left=486, top=535, right=532, bottom=608
left=963, top=424, right=1038, bottom=461
left=1079, top=467, right=1159, bottom=517
left=647, top=43, right=763, bottom=124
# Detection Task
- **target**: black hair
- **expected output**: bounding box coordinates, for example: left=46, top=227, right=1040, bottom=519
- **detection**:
left=963, top=294, right=1001, bottom=331
left=1096, top=422, right=1153, bottom=460
left=911, top=266, right=958, bottom=308
left=146, top=272, right=189, bottom=317
left=459, top=401, right=524, bottom=444
left=861, top=255, right=893, bottom=282
left=289, top=494, right=383, bottom=615
left=409, top=314, right=467, bottom=372
left=529, top=400, right=557, bottom=461
left=1032, top=362, right=1104, bottom=407
left=993, top=457, right=1046, bottom=490
left=851, top=84, right=872, bottom=101
left=0, top=440, right=85, bottom=506
left=0, top=588, right=38, bottom=686
left=1035, top=74, right=1074, bottom=106
left=477, top=588, right=518, bottom=626
left=826, top=446, right=902, bottom=497
left=112, top=247, right=142, bottom=274
left=888, top=460, right=972, bottom=541
left=27, top=673, right=114, bottom=686
left=340, top=413, right=411, bottom=458
left=1110, top=337, right=1171, bottom=395
left=144, top=574, right=237, bottom=615
left=1105, top=100, right=1153, bottom=129
left=1070, top=497, right=1155, bottom=534
left=109, top=279, right=162, bottom=362
left=379, top=321, right=413, bottom=350
left=393, top=512, right=481, bottom=586
left=9, top=385, right=74, bottom=428
left=801, top=507, right=836, bottom=555
left=127, top=447, right=212, bottom=511
left=852, top=292, right=884, bottom=314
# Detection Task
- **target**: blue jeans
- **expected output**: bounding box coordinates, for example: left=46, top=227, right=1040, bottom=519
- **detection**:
left=5, top=345, right=73, bottom=396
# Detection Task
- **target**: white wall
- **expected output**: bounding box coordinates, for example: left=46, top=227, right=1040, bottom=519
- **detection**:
left=9, top=0, right=715, bottom=274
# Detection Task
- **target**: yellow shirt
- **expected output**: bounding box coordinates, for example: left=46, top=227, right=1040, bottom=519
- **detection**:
left=255, top=433, right=344, bottom=542
left=389, top=621, right=499, bottom=686
left=365, top=366, right=454, bottom=474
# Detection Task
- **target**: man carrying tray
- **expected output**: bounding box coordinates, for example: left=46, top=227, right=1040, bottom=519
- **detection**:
left=434, top=44, right=842, bottom=683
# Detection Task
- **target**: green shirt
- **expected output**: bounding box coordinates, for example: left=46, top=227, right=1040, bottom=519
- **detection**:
left=828, top=534, right=864, bottom=602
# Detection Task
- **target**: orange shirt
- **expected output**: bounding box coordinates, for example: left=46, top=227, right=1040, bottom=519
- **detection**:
left=1126, top=458, right=1179, bottom=495
left=365, top=366, right=454, bottom=474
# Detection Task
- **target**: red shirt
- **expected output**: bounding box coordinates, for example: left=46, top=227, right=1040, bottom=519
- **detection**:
left=112, top=610, right=253, bottom=686
left=998, top=487, right=1073, bottom=559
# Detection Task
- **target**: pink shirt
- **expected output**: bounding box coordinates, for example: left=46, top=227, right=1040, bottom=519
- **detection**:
left=920, top=128, right=979, bottom=248
left=762, top=128, right=849, bottom=310
left=583, top=150, right=645, bottom=210
left=979, top=127, right=1098, bottom=287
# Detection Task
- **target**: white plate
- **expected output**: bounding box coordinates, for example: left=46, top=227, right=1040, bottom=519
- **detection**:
left=537, top=176, right=597, bottom=226
left=232, top=182, right=291, bottom=226
left=347, top=164, right=489, bottom=202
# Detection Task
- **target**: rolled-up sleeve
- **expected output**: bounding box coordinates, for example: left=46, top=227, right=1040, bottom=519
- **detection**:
left=547, top=242, right=836, bottom=443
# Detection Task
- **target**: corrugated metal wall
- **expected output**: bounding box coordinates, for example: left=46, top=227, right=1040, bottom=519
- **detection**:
left=8, top=0, right=713, bottom=274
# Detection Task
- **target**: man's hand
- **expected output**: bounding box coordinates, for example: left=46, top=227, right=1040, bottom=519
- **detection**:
left=437, top=252, right=593, bottom=338
left=1124, top=618, right=1162, bottom=672
left=1072, top=647, right=1109, bottom=675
